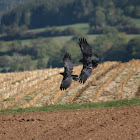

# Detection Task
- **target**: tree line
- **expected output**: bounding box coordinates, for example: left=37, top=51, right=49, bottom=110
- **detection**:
left=0, top=0, right=140, bottom=33
left=0, top=27, right=139, bottom=72
left=0, top=0, right=31, bottom=23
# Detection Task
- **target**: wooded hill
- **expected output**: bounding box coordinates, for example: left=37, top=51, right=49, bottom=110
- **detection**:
left=1, top=0, right=140, bottom=33
left=0, top=0, right=31, bottom=23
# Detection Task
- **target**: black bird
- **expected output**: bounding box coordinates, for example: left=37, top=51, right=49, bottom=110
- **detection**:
left=78, top=38, right=99, bottom=83
left=60, top=53, right=78, bottom=90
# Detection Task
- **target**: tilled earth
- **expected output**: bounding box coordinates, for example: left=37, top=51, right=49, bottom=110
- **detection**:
left=0, top=106, right=140, bottom=140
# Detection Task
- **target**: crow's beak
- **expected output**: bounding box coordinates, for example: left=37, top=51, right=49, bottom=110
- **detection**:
left=79, top=59, right=83, bottom=62
left=60, top=72, right=64, bottom=76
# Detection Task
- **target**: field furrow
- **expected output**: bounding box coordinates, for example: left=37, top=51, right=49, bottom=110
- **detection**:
left=97, top=59, right=140, bottom=102
left=0, top=68, right=63, bottom=103
left=117, top=60, right=140, bottom=99
left=73, top=64, right=119, bottom=104
left=21, top=76, right=62, bottom=108
left=69, top=61, right=120, bottom=104
left=0, top=70, right=62, bottom=109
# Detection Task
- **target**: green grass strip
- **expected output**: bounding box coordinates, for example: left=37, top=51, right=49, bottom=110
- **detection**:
left=0, top=98, right=140, bottom=114
left=132, top=18, right=140, bottom=27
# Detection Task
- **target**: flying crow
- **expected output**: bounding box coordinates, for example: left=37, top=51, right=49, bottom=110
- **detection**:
left=79, top=38, right=99, bottom=83
left=60, top=53, right=78, bottom=90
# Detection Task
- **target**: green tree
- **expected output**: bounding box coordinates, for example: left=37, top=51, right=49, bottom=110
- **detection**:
left=29, top=41, right=47, bottom=59
left=21, top=55, right=35, bottom=71
left=124, top=5, right=135, bottom=17
left=10, top=40, right=23, bottom=52
left=37, top=58, right=48, bottom=69
left=106, top=8, right=123, bottom=26
left=46, top=39, right=63, bottom=68
left=127, top=37, right=140, bottom=59
left=89, top=7, right=105, bottom=27
left=21, top=10, right=31, bottom=26
left=62, top=40, right=81, bottom=64
left=0, top=55, right=11, bottom=67
left=93, top=27, right=128, bottom=62
left=134, top=6, right=140, bottom=18
left=9, top=53, right=23, bottom=71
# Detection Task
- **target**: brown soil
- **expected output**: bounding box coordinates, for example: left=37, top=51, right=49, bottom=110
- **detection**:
left=0, top=106, right=140, bottom=140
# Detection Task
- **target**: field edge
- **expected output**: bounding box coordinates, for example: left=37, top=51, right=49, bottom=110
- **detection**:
left=0, top=98, right=140, bottom=114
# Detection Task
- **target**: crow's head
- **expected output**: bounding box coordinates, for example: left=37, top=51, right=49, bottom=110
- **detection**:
left=60, top=72, right=64, bottom=76
left=79, top=59, right=83, bottom=62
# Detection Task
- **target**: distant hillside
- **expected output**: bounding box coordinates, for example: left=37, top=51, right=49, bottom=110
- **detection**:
left=0, top=0, right=32, bottom=23
left=0, top=60, right=139, bottom=110
left=1, top=0, right=140, bottom=30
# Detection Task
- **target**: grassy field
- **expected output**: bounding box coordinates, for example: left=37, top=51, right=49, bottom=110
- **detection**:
left=18, top=22, right=140, bottom=45
left=28, top=23, right=89, bottom=33
left=28, top=19, right=140, bottom=35
left=55, top=23, right=89, bottom=33
left=1, top=21, right=139, bottom=46
left=20, top=34, right=140, bottom=46
left=25, top=19, right=140, bottom=34
left=0, top=98, right=140, bottom=114
left=20, top=35, right=74, bottom=46
left=20, top=34, right=98, bottom=45
left=132, top=18, right=140, bottom=27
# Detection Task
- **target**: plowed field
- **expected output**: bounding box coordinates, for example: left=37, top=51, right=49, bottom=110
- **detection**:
left=0, top=106, right=140, bottom=140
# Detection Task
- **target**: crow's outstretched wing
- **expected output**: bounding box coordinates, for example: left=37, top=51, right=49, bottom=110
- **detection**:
left=79, top=66, right=92, bottom=84
left=60, top=77, right=72, bottom=90
left=79, top=38, right=92, bottom=57
left=63, top=53, right=73, bottom=76
left=60, top=53, right=73, bottom=90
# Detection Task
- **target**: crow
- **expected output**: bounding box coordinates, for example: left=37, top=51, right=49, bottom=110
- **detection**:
left=78, top=38, right=99, bottom=83
left=60, top=53, right=78, bottom=90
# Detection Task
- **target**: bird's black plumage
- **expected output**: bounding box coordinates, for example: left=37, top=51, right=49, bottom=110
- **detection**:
left=60, top=53, right=78, bottom=90
left=79, top=38, right=92, bottom=57
left=79, top=38, right=99, bottom=83
left=79, top=66, right=92, bottom=84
